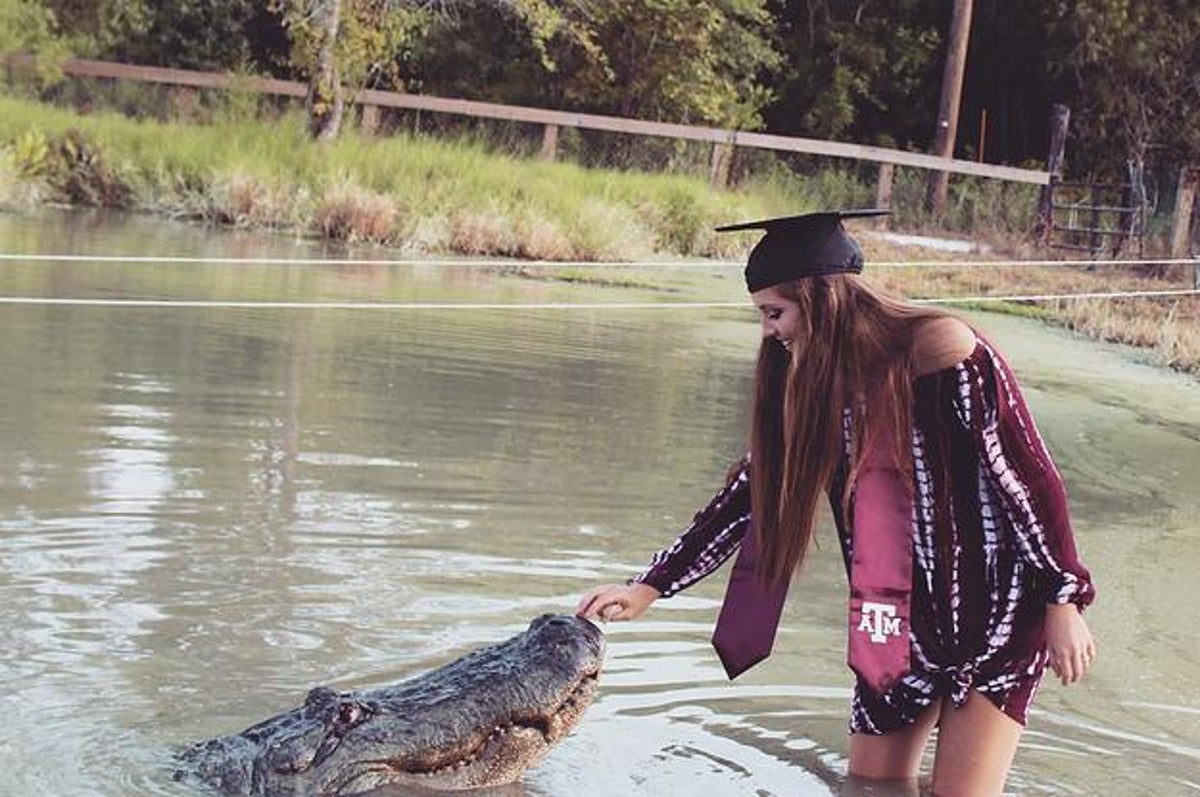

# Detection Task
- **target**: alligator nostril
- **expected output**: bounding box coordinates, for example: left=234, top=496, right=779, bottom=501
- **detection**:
left=304, top=686, right=338, bottom=711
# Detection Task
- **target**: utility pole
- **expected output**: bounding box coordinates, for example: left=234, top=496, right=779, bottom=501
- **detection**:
left=925, top=0, right=974, bottom=218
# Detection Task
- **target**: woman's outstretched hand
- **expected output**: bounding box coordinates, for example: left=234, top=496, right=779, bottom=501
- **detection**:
left=576, top=582, right=661, bottom=622
left=1045, top=603, right=1096, bottom=685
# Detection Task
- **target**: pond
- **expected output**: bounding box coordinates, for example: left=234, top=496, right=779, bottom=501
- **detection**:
left=1, top=209, right=1198, bottom=795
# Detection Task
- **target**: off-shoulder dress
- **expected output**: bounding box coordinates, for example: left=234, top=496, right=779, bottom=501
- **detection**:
left=633, top=337, right=1095, bottom=733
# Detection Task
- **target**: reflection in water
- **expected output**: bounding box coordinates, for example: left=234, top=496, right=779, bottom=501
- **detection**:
left=0, top=210, right=1199, bottom=795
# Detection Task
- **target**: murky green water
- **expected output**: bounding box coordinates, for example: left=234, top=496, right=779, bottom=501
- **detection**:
left=1, top=210, right=1198, bottom=795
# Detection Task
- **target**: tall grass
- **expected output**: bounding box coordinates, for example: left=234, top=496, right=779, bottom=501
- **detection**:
left=866, top=253, right=1200, bottom=374
left=735, top=152, right=1041, bottom=239
left=0, top=87, right=1045, bottom=254
left=0, top=94, right=795, bottom=260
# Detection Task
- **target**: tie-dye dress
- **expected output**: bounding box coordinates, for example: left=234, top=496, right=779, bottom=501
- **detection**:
left=632, top=336, right=1096, bottom=733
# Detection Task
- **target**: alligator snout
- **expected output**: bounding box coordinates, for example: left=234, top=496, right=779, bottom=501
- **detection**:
left=176, top=614, right=606, bottom=795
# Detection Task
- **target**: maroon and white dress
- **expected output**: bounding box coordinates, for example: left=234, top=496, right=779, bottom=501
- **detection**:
left=633, top=336, right=1096, bottom=734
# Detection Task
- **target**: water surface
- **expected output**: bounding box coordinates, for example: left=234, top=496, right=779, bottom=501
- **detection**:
left=1, top=210, right=1198, bottom=795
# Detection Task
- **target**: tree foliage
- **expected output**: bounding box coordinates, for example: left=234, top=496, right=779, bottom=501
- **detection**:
left=408, top=0, right=778, bottom=129
left=0, top=0, right=56, bottom=52
left=36, top=0, right=284, bottom=69
left=0, top=0, right=70, bottom=82
left=9, top=0, right=1199, bottom=179
left=540, top=0, right=779, bottom=128
left=765, top=0, right=942, bottom=146
left=271, top=0, right=429, bottom=92
left=1044, top=0, right=1200, bottom=179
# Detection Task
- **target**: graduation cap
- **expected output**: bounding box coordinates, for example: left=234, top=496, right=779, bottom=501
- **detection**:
left=716, top=209, right=891, bottom=292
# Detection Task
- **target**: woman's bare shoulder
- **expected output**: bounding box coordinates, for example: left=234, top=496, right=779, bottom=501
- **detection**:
left=912, top=316, right=978, bottom=375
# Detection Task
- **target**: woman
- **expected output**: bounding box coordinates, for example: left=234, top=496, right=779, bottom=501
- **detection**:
left=576, top=210, right=1096, bottom=796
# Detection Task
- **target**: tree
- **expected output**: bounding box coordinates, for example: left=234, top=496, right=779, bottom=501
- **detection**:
left=548, top=0, right=778, bottom=127
left=0, top=0, right=72, bottom=87
left=763, top=0, right=943, bottom=148
left=37, top=0, right=149, bottom=57
left=0, top=0, right=64, bottom=56
left=1044, top=0, right=1200, bottom=180
left=272, top=0, right=431, bottom=139
left=37, top=0, right=286, bottom=70
left=408, top=0, right=778, bottom=130
left=306, top=0, right=341, bottom=139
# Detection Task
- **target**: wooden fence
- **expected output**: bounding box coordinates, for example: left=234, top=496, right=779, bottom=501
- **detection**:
left=10, top=57, right=1053, bottom=202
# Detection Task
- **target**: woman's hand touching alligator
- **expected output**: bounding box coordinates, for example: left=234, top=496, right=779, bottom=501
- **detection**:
left=575, top=582, right=661, bottom=622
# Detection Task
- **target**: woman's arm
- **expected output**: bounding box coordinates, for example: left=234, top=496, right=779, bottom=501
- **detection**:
left=954, top=337, right=1096, bottom=609
left=633, top=458, right=752, bottom=597
left=576, top=458, right=752, bottom=621
left=949, top=334, right=1098, bottom=682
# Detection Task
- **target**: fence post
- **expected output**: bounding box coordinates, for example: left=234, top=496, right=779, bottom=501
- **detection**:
left=540, top=124, right=559, bottom=160
left=1035, top=104, right=1070, bottom=245
left=1089, top=182, right=1102, bottom=254
left=874, top=163, right=894, bottom=218
left=169, top=87, right=200, bottom=121
left=360, top=104, right=381, bottom=136
left=709, top=140, right=733, bottom=188
left=1170, top=164, right=1198, bottom=258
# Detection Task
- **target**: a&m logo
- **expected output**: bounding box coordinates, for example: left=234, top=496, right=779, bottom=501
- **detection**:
left=858, top=601, right=902, bottom=643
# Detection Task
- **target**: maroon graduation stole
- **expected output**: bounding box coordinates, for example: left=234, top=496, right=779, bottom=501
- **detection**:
left=710, top=523, right=789, bottom=680
left=846, top=434, right=913, bottom=693
left=711, top=436, right=913, bottom=692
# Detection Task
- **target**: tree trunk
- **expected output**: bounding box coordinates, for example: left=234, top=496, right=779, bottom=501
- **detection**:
left=307, top=0, right=344, bottom=141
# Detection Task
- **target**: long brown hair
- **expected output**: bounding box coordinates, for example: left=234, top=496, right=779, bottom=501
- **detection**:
left=749, top=274, right=948, bottom=585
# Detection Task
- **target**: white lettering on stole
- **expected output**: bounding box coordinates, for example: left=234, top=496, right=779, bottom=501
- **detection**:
left=858, top=601, right=903, bottom=644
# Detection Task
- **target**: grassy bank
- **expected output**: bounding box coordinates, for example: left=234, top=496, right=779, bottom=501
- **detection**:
left=0, top=93, right=1196, bottom=375
left=861, top=249, right=1199, bottom=375
left=0, top=94, right=791, bottom=261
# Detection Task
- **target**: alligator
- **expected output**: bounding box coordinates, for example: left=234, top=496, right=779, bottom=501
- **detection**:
left=176, top=614, right=605, bottom=795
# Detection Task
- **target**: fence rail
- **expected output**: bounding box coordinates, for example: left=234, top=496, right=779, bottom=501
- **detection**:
left=8, top=56, right=1050, bottom=188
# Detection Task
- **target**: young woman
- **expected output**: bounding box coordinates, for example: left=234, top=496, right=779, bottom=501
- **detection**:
left=576, top=211, right=1096, bottom=796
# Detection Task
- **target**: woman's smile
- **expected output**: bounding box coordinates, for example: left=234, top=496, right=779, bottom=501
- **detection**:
left=752, top=284, right=802, bottom=351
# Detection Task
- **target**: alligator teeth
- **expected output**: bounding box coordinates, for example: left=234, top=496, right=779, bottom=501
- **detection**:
left=404, top=670, right=600, bottom=783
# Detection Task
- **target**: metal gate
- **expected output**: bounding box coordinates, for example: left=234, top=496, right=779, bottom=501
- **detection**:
left=1046, top=162, right=1150, bottom=257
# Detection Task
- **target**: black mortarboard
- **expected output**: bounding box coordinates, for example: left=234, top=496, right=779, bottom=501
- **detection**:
left=715, top=209, right=891, bottom=292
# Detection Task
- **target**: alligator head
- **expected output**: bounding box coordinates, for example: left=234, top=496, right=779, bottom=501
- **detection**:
left=176, top=614, right=605, bottom=795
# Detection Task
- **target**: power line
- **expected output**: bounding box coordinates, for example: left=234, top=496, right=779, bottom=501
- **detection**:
left=0, top=288, right=1195, bottom=310
left=916, top=288, right=1199, bottom=304
left=0, top=297, right=749, bottom=310
left=1, top=253, right=1196, bottom=269
left=0, top=253, right=724, bottom=268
